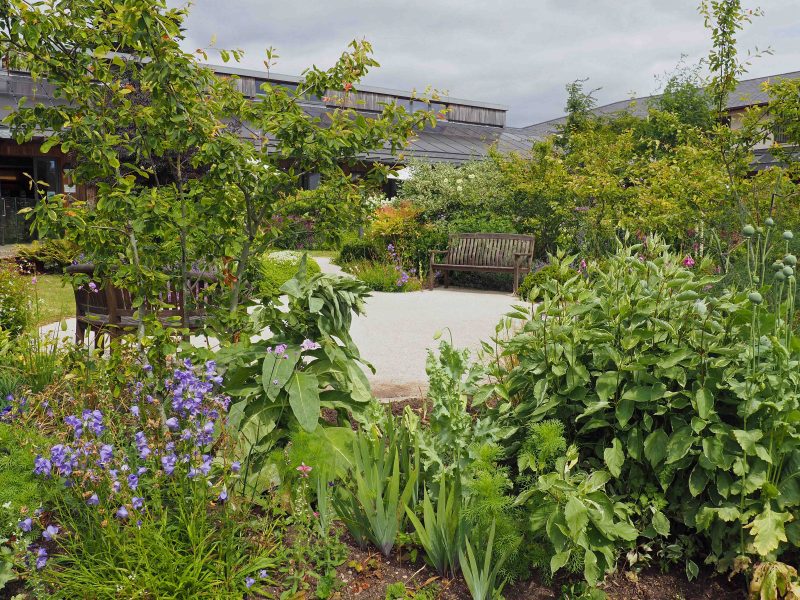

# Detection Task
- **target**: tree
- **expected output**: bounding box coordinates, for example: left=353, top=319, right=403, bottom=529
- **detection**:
left=555, top=78, right=599, bottom=152
left=1, top=0, right=436, bottom=338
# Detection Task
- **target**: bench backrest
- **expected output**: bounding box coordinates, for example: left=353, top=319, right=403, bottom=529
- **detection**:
left=67, top=264, right=216, bottom=326
left=448, top=233, right=535, bottom=267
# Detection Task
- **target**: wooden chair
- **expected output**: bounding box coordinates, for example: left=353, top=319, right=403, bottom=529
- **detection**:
left=66, top=264, right=216, bottom=345
left=428, top=233, right=535, bottom=293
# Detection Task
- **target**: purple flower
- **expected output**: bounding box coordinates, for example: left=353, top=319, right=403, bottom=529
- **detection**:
left=134, top=431, right=151, bottom=459
left=19, top=518, right=32, bottom=532
left=683, top=255, right=695, bottom=268
left=143, top=363, right=153, bottom=374
left=88, top=281, right=98, bottom=293
left=231, top=461, right=241, bottom=473
left=116, top=506, right=129, bottom=519
left=273, top=343, right=288, bottom=356
left=33, top=455, right=51, bottom=477
left=127, top=474, right=138, bottom=491
left=42, top=525, right=59, bottom=541
left=165, top=417, right=179, bottom=431
left=245, top=577, right=255, bottom=589
left=218, top=488, right=228, bottom=502
left=131, top=496, right=143, bottom=510
left=99, top=444, right=114, bottom=465
left=65, top=415, right=83, bottom=438
left=259, top=569, right=268, bottom=579
left=35, top=547, right=48, bottom=570
left=87, top=493, right=99, bottom=506
left=300, top=339, right=321, bottom=351
left=131, top=405, right=140, bottom=418
left=161, top=454, right=177, bottom=476
left=112, top=480, right=121, bottom=493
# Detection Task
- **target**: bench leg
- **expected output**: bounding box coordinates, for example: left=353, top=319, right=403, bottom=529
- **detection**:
left=513, top=267, right=519, bottom=293
left=75, top=320, right=86, bottom=345
left=444, top=269, right=449, bottom=288
left=428, top=266, right=435, bottom=290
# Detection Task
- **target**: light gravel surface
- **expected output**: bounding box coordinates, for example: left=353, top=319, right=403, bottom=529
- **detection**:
left=40, top=257, right=523, bottom=399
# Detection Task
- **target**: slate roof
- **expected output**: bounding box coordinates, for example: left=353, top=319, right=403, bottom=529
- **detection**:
left=521, top=70, right=800, bottom=140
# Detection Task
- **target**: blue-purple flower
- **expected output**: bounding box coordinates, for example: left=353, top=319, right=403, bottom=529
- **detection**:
left=87, top=493, right=99, bottom=506
left=115, top=506, right=129, bottom=519
left=35, top=547, right=48, bottom=570
left=42, top=525, right=59, bottom=541
left=18, top=518, right=32, bottom=532
left=131, top=496, right=143, bottom=510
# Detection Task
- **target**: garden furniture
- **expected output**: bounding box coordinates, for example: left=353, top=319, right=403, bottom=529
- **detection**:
left=65, top=263, right=216, bottom=345
left=428, top=233, right=535, bottom=292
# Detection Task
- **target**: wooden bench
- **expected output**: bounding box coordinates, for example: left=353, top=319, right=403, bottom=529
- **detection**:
left=428, top=233, right=535, bottom=293
left=65, top=264, right=216, bottom=345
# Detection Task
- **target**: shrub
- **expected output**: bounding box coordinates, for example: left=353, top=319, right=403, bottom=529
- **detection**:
left=340, top=260, right=422, bottom=292
left=485, top=236, right=800, bottom=579
left=255, top=250, right=321, bottom=298
left=516, top=260, right=578, bottom=301
left=337, top=237, right=381, bottom=263
left=16, top=239, right=80, bottom=273
left=0, top=265, right=33, bottom=338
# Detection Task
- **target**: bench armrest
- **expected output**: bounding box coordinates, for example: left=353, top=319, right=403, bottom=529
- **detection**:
left=430, top=249, right=449, bottom=260
left=514, top=252, right=533, bottom=266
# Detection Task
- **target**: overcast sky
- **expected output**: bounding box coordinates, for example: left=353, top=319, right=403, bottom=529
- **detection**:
left=179, top=1, right=800, bottom=127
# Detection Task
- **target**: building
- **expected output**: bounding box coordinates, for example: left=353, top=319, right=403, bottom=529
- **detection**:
left=0, top=64, right=535, bottom=244
left=1, top=65, right=798, bottom=244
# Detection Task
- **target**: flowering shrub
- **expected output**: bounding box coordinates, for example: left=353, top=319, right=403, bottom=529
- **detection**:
left=16, top=359, right=279, bottom=597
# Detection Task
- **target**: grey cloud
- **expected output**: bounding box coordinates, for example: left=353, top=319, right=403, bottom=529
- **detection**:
left=178, top=0, right=800, bottom=126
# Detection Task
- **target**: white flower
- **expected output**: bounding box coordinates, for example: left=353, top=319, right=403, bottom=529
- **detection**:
left=456, top=186, right=463, bottom=193
left=468, top=174, right=476, bottom=180
left=456, top=178, right=463, bottom=184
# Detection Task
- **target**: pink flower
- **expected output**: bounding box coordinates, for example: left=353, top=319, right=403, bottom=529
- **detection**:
left=579, top=259, right=587, bottom=272
left=31, top=276, right=38, bottom=285
left=682, top=255, right=695, bottom=268
left=296, top=463, right=312, bottom=478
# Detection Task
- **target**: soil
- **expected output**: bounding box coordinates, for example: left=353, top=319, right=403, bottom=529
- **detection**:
left=601, top=568, right=746, bottom=600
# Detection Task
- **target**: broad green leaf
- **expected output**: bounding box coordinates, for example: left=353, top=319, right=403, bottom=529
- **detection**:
left=595, top=371, right=619, bottom=402
left=615, top=398, right=634, bottom=427
left=732, top=429, right=763, bottom=454
left=652, top=510, right=670, bottom=536
left=604, top=438, right=624, bottom=478
left=622, top=383, right=667, bottom=403
left=689, top=464, right=710, bottom=496
left=286, top=371, right=321, bottom=432
left=564, top=497, right=588, bottom=537
left=262, top=348, right=300, bottom=400
left=644, top=428, right=669, bottom=467
left=550, top=550, right=571, bottom=574
left=695, top=387, right=714, bottom=420
left=745, top=505, right=792, bottom=557
left=665, top=426, right=695, bottom=464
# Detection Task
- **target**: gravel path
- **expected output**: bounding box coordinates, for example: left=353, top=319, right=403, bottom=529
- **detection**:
left=40, top=258, right=523, bottom=399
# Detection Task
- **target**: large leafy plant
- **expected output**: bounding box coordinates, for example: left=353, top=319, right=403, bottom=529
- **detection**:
left=217, top=264, right=376, bottom=492
left=486, top=236, right=800, bottom=574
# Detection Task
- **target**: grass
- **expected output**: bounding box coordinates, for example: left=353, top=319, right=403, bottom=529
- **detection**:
left=31, top=274, right=74, bottom=326
left=307, top=250, right=336, bottom=259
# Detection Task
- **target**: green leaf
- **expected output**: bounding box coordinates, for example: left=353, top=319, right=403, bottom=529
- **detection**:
left=603, top=438, right=624, bottom=478
left=745, top=505, right=792, bottom=557
left=644, top=429, right=669, bottom=467
left=615, top=398, right=634, bottom=427
left=695, top=387, right=714, bottom=420
left=550, top=550, right=571, bottom=574
left=652, top=510, right=670, bottom=536
left=732, top=429, right=763, bottom=454
left=665, top=426, right=696, bottom=464
left=595, top=371, right=619, bottom=402
left=286, top=371, right=321, bottom=432
left=564, top=497, right=588, bottom=538
left=689, top=464, right=710, bottom=496
left=261, top=348, right=300, bottom=400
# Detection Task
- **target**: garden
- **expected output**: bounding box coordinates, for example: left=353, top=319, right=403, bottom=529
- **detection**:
left=2, top=0, right=800, bottom=599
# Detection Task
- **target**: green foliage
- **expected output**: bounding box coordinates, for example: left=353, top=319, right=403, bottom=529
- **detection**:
left=16, top=239, right=80, bottom=273
left=0, top=424, right=45, bottom=512
left=2, top=0, right=434, bottom=336
left=404, top=472, right=463, bottom=577
left=458, top=520, right=508, bottom=600
left=218, top=266, right=374, bottom=494
left=516, top=446, right=638, bottom=585
left=333, top=424, right=419, bottom=556
left=486, top=237, right=800, bottom=577
left=340, top=260, right=422, bottom=292
left=517, top=261, right=578, bottom=301
left=337, top=237, right=382, bottom=263
left=0, top=265, right=33, bottom=338
left=254, top=250, right=321, bottom=298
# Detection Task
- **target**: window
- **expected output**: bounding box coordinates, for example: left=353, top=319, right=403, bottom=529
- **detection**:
left=773, top=125, right=791, bottom=145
